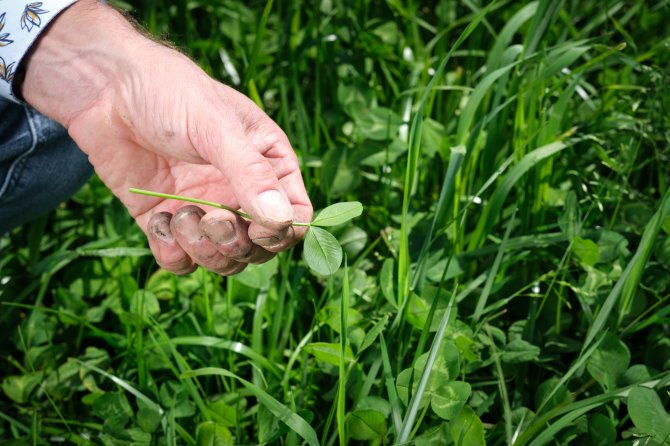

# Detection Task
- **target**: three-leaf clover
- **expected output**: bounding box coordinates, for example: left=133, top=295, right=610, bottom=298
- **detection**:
left=129, top=188, right=363, bottom=276
left=303, top=202, right=363, bottom=275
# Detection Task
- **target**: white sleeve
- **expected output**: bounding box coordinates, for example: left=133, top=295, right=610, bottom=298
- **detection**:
left=0, top=1, right=80, bottom=103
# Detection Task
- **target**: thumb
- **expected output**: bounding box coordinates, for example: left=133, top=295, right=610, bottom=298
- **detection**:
left=221, top=139, right=294, bottom=230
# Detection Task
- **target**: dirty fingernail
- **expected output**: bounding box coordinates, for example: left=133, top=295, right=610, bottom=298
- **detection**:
left=253, top=236, right=282, bottom=248
left=256, top=190, right=292, bottom=224
left=202, top=220, right=236, bottom=245
left=149, top=212, right=173, bottom=242
left=174, top=208, right=205, bottom=242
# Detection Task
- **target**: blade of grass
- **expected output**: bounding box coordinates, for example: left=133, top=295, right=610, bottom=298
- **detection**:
left=337, top=258, right=349, bottom=446
left=397, top=283, right=458, bottom=444
left=399, top=1, right=496, bottom=306
left=380, top=333, right=403, bottom=439
left=472, top=208, right=517, bottom=322
left=76, top=360, right=163, bottom=416
left=528, top=402, right=601, bottom=446
left=469, top=141, right=569, bottom=249
left=583, top=188, right=670, bottom=351
left=486, top=2, right=539, bottom=71
left=484, top=324, right=513, bottom=445
left=252, top=289, right=268, bottom=387
left=515, top=373, right=670, bottom=446
left=183, top=367, right=320, bottom=446
left=167, top=336, right=281, bottom=378
left=411, top=145, right=466, bottom=291
left=244, top=0, right=274, bottom=85
left=535, top=332, right=606, bottom=414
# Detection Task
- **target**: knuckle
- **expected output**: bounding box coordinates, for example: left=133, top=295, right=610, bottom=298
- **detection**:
left=239, top=151, right=275, bottom=181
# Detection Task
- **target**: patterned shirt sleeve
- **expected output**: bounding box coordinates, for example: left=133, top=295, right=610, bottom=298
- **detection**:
left=0, top=1, right=80, bottom=103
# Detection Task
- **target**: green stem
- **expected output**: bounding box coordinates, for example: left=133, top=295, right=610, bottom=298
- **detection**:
left=128, top=188, right=311, bottom=227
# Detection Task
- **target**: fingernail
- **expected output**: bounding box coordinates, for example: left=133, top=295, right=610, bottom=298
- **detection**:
left=256, top=190, right=293, bottom=224
left=202, top=220, right=236, bottom=245
left=174, top=210, right=203, bottom=242
left=150, top=213, right=173, bottom=242
left=253, top=236, right=282, bottom=248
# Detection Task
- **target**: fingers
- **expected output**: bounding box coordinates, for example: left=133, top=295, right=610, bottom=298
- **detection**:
left=199, top=209, right=267, bottom=262
left=170, top=206, right=245, bottom=275
left=225, top=145, right=295, bottom=230
left=194, top=89, right=313, bottom=240
left=146, top=205, right=277, bottom=275
left=147, top=212, right=197, bottom=275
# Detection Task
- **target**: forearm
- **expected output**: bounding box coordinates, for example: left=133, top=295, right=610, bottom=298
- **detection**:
left=20, top=0, right=149, bottom=127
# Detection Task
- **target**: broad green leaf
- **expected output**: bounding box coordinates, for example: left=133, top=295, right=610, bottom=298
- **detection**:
left=448, top=405, right=486, bottom=446
left=311, top=202, right=363, bottom=227
left=380, top=258, right=396, bottom=307
left=100, top=429, right=151, bottom=445
left=586, top=332, right=630, bottom=390
left=359, top=315, right=389, bottom=353
left=357, top=396, right=392, bottom=418
left=396, top=368, right=430, bottom=409
left=339, top=226, right=368, bottom=257
left=406, top=287, right=457, bottom=332
left=137, top=398, right=161, bottom=433
left=130, top=290, right=160, bottom=323
left=2, top=373, right=42, bottom=404
left=93, top=391, right=133, bottom=433
left=396, top=343, right=461, bottom=409
left=303, top=227, right=343, bottom=275
left=415, top=423, right=451, bottom=446
left=431, top=381, right=471, bottom=420
left=654, top=236, right=670, bottom=265
left=573, top=236, right=600, bottom=267
left=319, top=147, right=361, bottom=197
left=196, top=421, right=233, bottom=446
left=501, top=339, right=541, bottom=364
left=318, top=303, right=364, bottom=333
left=208, top=399, right=238, bottom=427
left=304, top=342, right=354, bottom=367
left=593, top=229, right=630, bottom=263
left=588, top=413, right=616, bottom=446
left=534, top=377, right=570, bottom=412
left=425, top=256, right=466, bottom=283
left=234, top=256, right=278, bottom=289
left=354, top=106, right=403, bottom=141
left=347, top=409, right=387, bottom=441
left=211, top=302, right=243, bottom=337
left=620, top=364, right=652, bottom=386
left=627, top=386, right=670, bottom=444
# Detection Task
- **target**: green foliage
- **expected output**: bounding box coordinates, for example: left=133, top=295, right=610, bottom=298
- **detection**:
left=2, top=0, right=670, bottom=444
left=627, top=386, right=670, bottom=444
left=303, top=226, right=343, bottom=276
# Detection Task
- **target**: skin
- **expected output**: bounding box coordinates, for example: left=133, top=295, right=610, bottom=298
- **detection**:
left=19, top=0, right=312, bottom=275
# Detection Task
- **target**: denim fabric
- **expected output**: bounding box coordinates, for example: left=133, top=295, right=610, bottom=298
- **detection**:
left=0, top=97, right=93, bottom=234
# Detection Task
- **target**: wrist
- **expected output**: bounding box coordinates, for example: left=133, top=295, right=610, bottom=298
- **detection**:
left=20, top=0, right=148, bottom=127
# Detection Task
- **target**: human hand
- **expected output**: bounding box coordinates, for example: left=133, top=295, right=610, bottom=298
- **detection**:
left=20, top=0, right=312, bottom=275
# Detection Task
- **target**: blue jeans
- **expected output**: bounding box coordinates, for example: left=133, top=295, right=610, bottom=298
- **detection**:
left=0, top=98, right=93, bottom=234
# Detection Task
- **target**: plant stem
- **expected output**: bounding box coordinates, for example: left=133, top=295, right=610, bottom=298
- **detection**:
left=129, top=188, right=311, bottom=226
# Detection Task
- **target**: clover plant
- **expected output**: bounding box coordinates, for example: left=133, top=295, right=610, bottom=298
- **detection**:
left=129, top=188, right=363, bottom=275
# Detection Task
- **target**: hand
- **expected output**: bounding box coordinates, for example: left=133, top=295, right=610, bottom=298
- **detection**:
left=20, top=0, right=312, bottom=275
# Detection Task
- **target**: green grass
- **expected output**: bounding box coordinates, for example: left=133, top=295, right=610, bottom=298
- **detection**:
left=2, top=0, right=670, bottom=444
